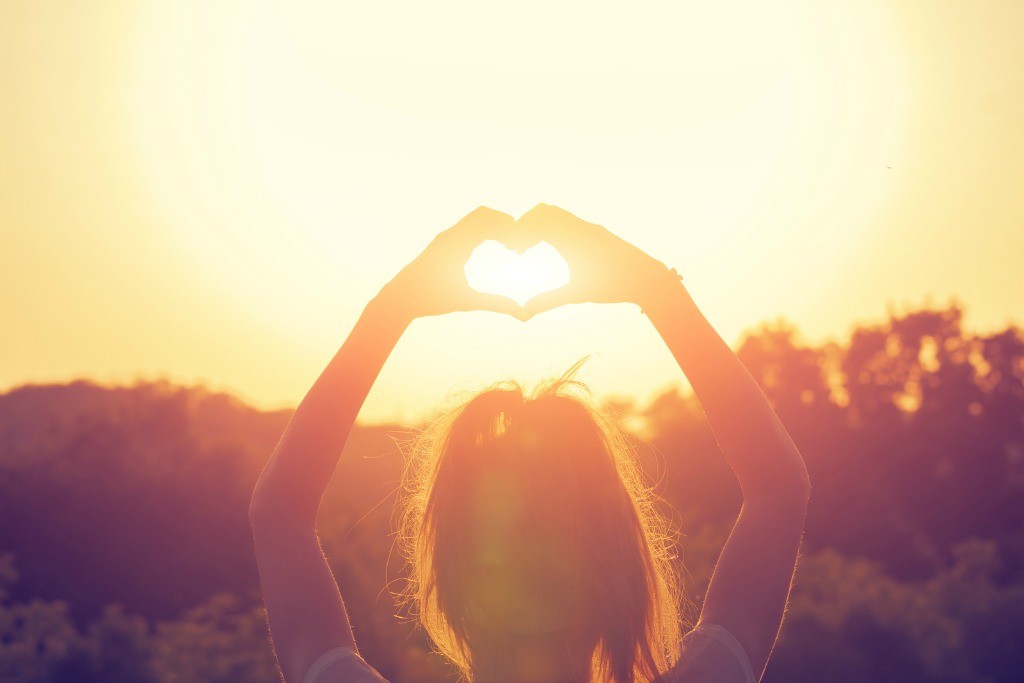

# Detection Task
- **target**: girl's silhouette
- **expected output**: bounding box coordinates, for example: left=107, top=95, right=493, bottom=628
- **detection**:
left=249, top=204, right=811, bottom=682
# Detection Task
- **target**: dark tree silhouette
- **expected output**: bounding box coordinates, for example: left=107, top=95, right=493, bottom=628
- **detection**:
left=0, top=302, right=1022, bottom=681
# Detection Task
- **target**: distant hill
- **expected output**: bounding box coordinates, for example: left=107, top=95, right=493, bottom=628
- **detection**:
left=0, top=380, right=408, bottom=623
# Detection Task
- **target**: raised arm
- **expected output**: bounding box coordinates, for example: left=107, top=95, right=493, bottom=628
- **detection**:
left=643, top=283, right=810, bottom=680
left=248, top=207, right=520, bottom=683
left=517, top=204, right=810, bottom=680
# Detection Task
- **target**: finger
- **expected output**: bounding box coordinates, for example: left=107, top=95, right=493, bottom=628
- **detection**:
left=440, top=206, right=515, bottom=255
left=515, top=203, right=591, bottom=256
left=519, top=283, right=583, bottom=322
left=460, top=290, right=524, bottom=319
left=517, top=202, right=594, bottom=228
left=502, top=222, right=545, bottom=254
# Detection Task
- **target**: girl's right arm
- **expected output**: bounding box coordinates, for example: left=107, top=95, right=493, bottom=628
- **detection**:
left=515, top=204, right=810, bottom=680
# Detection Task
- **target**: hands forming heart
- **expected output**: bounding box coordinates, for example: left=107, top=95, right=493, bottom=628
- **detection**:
left=378, top=204, right=682, bottom=322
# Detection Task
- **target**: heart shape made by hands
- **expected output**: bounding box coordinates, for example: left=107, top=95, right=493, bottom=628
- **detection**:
left=464, top=241, right=570, bottom=307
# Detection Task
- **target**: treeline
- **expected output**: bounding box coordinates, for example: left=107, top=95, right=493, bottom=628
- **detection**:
left=0, top=302, right=1021, bottom=682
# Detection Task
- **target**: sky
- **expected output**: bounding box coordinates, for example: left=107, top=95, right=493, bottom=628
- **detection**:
left=2, top=1, right=1022, bottom=424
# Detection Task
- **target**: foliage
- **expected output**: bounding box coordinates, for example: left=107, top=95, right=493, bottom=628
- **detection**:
left=0, top=302, right=1021, bottom=681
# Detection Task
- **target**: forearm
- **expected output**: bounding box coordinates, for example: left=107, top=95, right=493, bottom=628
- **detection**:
left=249, top=293, right=411, bottom=532
left=644, top=283, right=810, bottom=502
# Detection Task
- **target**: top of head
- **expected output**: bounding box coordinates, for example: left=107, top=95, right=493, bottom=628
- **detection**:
left=412, top=361, right=655, bottom=632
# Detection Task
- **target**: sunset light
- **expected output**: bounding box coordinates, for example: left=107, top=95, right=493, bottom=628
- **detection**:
left=2, top=1, right=1022, bottom=424
left=464, top=241, right=571, bottom=307
left=3, top=2, right=1024, bottom=681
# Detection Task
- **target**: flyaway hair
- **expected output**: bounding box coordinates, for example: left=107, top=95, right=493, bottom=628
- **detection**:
left=396, top=359, right=689, bottom=682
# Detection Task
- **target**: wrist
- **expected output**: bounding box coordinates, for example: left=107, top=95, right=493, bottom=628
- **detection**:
left=638, top=267, right=690, bottom=318
left=367, top=283, right=417, bottom=329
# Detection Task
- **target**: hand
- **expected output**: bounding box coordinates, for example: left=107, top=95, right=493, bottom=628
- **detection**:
left=377, top=207, right=523, bottom=321
left=513, top=203, right=681, bottom=320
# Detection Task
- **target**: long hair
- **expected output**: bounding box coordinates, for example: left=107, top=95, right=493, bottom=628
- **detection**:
left=396, top=360, right=686, bottom=682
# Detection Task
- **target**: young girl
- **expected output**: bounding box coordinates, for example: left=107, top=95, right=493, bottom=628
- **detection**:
left=249, top=204, right=811, bottom=682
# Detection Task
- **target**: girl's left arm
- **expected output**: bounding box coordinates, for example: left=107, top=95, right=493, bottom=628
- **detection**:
left=248, top=207, right=520, bottom=683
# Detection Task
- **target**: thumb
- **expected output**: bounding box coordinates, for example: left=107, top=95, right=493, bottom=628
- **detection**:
left=462, top=291, right=524, bottom=319
left=519, top=284, right=580, bottom=322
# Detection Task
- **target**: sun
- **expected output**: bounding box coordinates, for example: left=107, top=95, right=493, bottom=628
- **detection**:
left=123, top=0, right=912, bottom=420
left=464, top=241, right=571, bottom=307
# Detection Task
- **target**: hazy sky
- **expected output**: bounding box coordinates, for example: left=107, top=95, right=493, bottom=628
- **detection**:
left=2, top=1, right=1022, bottom=424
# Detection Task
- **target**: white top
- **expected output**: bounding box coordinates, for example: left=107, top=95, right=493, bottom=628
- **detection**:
left=302, top=623, right=757, bottom=683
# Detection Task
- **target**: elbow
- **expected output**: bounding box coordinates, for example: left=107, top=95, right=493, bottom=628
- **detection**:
left=771, top=474, right=811, bottom=509
left=248, top=481, right=313, bottom=539
left=247, top=480, right=284, bottom=533
left=789, top=473, right=812, bottom=517
left=748, top=458, right=811, bottom=508
left=790, top=456, right=811, bottom=496
left=248, top=494, right=289, bottom=542
left=798, top=453, right=812, bottom=497
left=786, top=459, right=812, bottom=504
left=781, top=444, right=811, bottom=502
left=247, top=487, right=271, bottom=532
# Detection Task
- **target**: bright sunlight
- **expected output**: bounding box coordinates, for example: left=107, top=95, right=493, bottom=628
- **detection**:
left=4, top=1, right=1023, bottom=423
left=464, top=242, right=571, bottom=307
left=118, top=0, right=912, bottom=420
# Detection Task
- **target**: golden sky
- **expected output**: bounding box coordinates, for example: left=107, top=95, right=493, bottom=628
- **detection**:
left=2, top=1, right=1022, bottom=424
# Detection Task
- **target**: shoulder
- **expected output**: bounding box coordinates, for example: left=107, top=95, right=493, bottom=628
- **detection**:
left=302, top=646, right=389, bottom=683
left=664, top=622, right=758, bottom=683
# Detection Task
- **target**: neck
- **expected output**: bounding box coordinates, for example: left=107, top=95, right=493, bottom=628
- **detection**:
left=469, top=633, right=593, bottom=683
